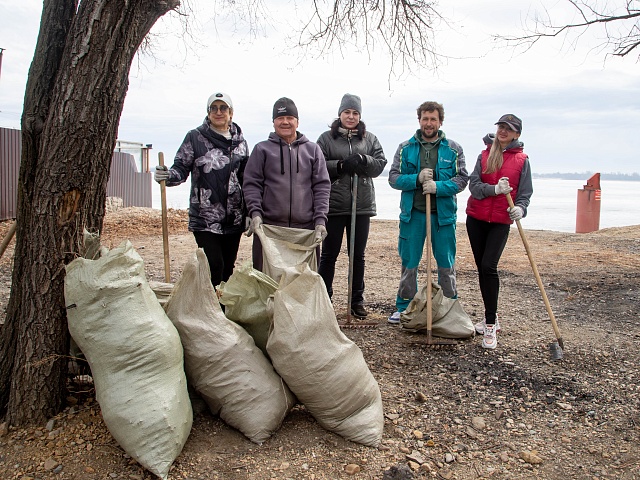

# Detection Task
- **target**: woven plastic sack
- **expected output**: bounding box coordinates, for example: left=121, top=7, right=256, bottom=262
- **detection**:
left=400, top=282, right=474, bottom=338
left=267, top=264, right=383, bottom=447
left=164, top=249, right=295, bottom=444
left=149, top=281, right=174, bottom=307
left=64, top=241, right=192, bottom=479
left=217, top=261, right=278, bottom=356
left=255, top=224, right=318, bottom=282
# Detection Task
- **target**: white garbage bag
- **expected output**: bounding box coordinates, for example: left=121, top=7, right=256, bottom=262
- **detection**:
left=65, top=241, right=192, bottom=479
left=165, top=249, right=295, bottom=444
left=267, top=264, right=384, bottom=447
left=255, top=224, right=318, bottom=282
left=217, top=261, right=278, bottom=356
left=400, top=282, right=474, bottom=338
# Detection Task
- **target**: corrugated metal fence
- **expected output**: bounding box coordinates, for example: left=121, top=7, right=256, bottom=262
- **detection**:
left=107, top=152, right=152, bottom=208
left=0, top=128, right=20, bottom=221
left=0, top=127, right=152, bottom=221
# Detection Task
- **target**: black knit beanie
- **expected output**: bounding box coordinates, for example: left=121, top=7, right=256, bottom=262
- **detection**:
left=273, top=97, right=299, bottom=120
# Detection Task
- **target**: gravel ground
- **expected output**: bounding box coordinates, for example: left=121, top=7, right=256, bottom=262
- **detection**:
left=0, top=208, right=639, bottom=479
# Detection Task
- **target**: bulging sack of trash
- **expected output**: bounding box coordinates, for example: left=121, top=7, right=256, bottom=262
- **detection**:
left=400, top=282, right=474, bottom=338
left=165, top=249, right=295, bottom=444
left=267, top=264, right=383, bottom=447
left=217, top=260, right=279, bottom=356
left=255, top=224, right=318, bottom=283
left=149, top=281, right=174, bottom=307
left=64, top=241, right=192, bottom=480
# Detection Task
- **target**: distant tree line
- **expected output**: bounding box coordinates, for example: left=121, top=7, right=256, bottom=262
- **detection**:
left=533, top=172, right=640, bottom=181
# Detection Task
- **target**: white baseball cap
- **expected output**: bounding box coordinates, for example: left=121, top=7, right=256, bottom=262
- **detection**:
left=207, top=92, right=233, bottom=111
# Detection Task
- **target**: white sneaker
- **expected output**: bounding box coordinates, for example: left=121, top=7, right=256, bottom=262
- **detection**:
left=474, top=316, right=501, bottom=335
left=482, top=324, right=498, bottom=349
left=388, top=311, right=401, bottom=324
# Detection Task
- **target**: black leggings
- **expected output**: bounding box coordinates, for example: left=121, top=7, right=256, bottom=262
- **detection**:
left=193, top=231, right=242, bottom=287
left=318, top=215, right=370, bottom=305
left=465, top=216, right=510, bottom=324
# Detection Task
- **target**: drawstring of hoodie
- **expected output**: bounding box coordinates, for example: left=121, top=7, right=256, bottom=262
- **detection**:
left=278, top=137, right=299, bottom=174
left=279, top=139, right=285, bottom=174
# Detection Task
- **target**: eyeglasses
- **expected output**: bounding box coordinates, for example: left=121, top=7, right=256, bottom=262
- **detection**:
left=496, top=124, right=514, bottom=132
left=209, top=104, right=229, bottom=114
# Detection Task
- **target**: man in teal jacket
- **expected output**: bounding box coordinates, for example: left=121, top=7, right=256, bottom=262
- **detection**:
left=388, top=101, right=469, bottom=323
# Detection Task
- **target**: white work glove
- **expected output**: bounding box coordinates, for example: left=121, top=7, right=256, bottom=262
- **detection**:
left=418, top=168, right=433, bottom=184
left=245, top=215, right=263, bottom=237
left=422, top=180, right=437, bottom=195
left=494, top=177, right=512, bottom=195
left=154, top=165, right=170, bottom=183
left=314, top=224, right=328, bottom=243
left=508, top=206, right=524, bottom=221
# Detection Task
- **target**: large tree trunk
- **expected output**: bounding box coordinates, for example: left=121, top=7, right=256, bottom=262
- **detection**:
left=0, top=0, right=178, bottom=426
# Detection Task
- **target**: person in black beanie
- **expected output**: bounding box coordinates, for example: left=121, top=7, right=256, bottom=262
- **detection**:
left=243, top=97, right=331, bottom=272
left=317, top=94, right=387, bottom=318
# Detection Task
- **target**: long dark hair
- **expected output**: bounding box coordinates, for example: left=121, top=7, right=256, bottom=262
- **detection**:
left=329, top=118, right=367, bottom=139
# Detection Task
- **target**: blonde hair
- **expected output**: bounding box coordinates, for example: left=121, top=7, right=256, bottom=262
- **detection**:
left=483, top=136, right=503, bottom=174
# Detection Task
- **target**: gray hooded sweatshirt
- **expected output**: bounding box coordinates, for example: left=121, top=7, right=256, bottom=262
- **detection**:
left=243, top=132, right=331, bottom=228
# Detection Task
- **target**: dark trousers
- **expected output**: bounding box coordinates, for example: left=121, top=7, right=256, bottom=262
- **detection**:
left=318, top=215, right=370, bottom=305
left=193, top=231, right=242, bottom=287
left=465, top=216, right=510, bottom=324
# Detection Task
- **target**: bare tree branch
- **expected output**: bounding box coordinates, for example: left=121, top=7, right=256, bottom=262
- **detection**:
left=295, top=0, right=450, bottom=78
left=497, top=0, right=640, bottom=60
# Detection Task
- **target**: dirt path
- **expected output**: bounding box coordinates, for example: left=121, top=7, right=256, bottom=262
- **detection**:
left=1, top=209, right=639, bottom=479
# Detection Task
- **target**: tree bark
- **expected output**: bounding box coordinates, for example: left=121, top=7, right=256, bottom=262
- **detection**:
left=0, top=0, right=178, bottom=426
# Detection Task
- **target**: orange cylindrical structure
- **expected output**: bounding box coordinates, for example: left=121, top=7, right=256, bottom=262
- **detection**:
left=575, top=173, right=601, bottom=233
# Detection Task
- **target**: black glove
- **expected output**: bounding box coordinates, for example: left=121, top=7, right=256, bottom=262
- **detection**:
left=341, top=154, right=360, bottom=175
left=354, top=154, right=367, bottom=176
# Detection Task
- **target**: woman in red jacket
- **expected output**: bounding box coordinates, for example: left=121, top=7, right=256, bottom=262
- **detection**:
left=465, top=114, right=533, bottom=349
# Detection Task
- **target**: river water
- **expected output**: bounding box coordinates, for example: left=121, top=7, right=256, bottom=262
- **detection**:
left=153, top=177, right=638, bottom=233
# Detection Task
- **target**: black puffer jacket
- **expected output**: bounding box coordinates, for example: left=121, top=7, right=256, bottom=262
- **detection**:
left=317, top=127, right=387, bottom=216
left=166, top=118, right=249, bottom=234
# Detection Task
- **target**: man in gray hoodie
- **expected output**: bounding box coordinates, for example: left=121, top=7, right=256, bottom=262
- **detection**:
left=243, top=97, right=331, bottom=271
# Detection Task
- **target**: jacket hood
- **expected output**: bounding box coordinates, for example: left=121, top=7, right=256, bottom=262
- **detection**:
left=413, top=129, right=445, bottom=145
left=482, top=132, right=524, bottom=151
left=198, top=118, right=244, bottom=144
left=266, top=131, right=310, bottom=175
left=268, top=131, right=308, bottom=145
left=505, top=139, right=524, bottom=150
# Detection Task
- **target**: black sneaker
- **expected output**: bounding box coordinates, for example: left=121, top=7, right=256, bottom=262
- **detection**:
left=351, top=304, right=368, bottom=318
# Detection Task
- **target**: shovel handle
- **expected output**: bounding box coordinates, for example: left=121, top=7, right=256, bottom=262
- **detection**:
left=346, top=173, right=358, bottom=322
left=506, top=194, right=563, bottom=348
left=0, top=220, right=17, bottom=260
left=159, top=152, right=171, bottom=283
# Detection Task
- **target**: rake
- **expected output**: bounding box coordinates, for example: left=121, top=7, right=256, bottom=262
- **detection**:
left=339, top=172, right=377, bottom=329
left=506, top=194, right=563, bottom=360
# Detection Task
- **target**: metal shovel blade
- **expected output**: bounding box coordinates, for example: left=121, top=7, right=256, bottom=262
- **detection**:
left=549, top=341, right=564, bottom=361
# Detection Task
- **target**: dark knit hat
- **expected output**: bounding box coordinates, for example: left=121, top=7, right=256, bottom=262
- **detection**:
left=338, top=93, right=362, bottom=116
left=273, top=97, right=298, bottom=120
left=495, top=114, right=522, bottom=133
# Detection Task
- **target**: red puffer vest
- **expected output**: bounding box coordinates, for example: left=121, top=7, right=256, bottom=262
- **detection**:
left=466, top=146, right=527, bottom=224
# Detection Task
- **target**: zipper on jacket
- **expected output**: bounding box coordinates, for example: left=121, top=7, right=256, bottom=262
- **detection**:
left=288, top=144, right=293, bottom=227
left=223, top=146, right=233, bottom=232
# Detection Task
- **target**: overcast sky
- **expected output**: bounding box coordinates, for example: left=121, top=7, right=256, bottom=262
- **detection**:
left=1, top=0, right=639, bottom=174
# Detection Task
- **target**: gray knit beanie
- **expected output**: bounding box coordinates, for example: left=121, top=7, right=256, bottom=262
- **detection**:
left=338, top=93, right=362, bottom=116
